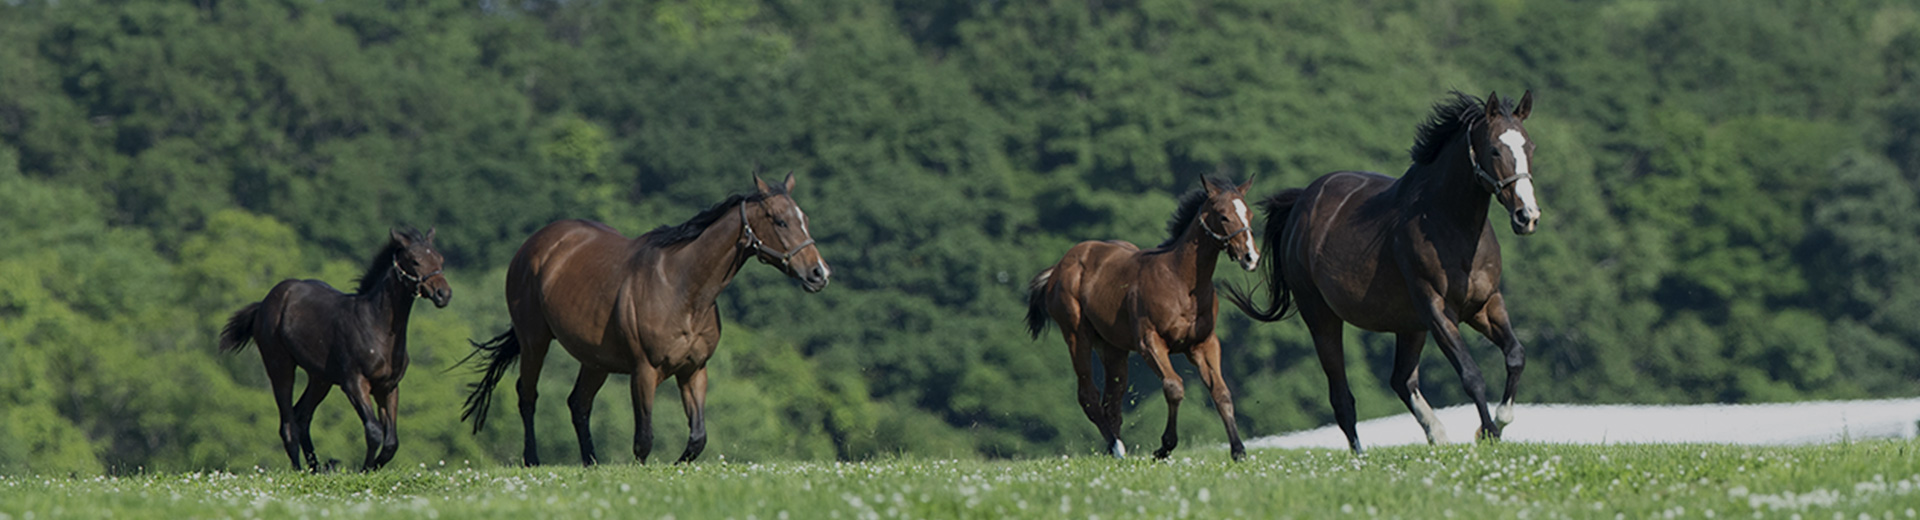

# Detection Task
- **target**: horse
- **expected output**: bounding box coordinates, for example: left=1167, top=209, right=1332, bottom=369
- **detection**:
left=1223, top=91, right=1539, bottom=454
left=1025, top=176, right=1260, bottom=461
left=219, top=227, right=452, bottom=472
left=461, top=173, right=829, bottom=466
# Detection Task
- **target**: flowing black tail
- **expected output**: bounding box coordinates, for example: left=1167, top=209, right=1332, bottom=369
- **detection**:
left=1025, top=268, right=1055, bottom=339
left=1222, top=189, right=1303, bottom=322
left=218, top=303, right=261, bottom=353
left=459, top=329, right=522, bottom=433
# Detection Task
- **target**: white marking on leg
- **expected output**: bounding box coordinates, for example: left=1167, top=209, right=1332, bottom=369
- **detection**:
left=1411, top=390, right=1450, bottom=444
left=1111, top=439, right=1127, bottom=458
left=1496, top=397, right=1516, bottom=427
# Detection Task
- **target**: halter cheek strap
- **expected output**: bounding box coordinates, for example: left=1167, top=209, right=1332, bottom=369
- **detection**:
left=739, top=202, right=815, bottom=271
left=1203, top=220, right=1250, bottom=246
left=392, top=257, right=443, bottom=298
left=1470, top=141, right=1532, bottom=193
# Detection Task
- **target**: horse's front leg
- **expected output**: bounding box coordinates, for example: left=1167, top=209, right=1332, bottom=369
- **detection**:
left=371, top=386, right=401, bottom=468
left=1465, top=292, right=1525, bottom=428
left=567, top=369, right=610, bottom=466
left=342, top=376, right=386, bottom=471
left=1187, top=335, right=1245, bottom=461
left=674, top=368, right=709, bottom=464
left=629, top=363, right=661, bottom=463
left=1417, top=292, right=1499, bottom=440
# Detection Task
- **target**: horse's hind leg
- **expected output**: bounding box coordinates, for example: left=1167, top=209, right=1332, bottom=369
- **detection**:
left=1300, top=301, right=1361, bottom=454
left=1139, top=333, right=1186, bottom=460
left=514, top=329, right=553, bottom=466
left=1065, top=328, right=1117, bottom=456
left=674, top=368, right=709, bottom=464
left=1390, top=331, right=1450, bottom=444
left=567, top=368, right=610, bottom=466
left=261, top=350, right=301, bottom=470
left=1465, top=293, right=1525, bottom=428
left=1096, top=344, right=1130, bottom=458
left=291, top=372, right=332, bottom=471
left=1188, top=336, right=1245, bottom=461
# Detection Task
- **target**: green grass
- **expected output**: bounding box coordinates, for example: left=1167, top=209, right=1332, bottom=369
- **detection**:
left=3, top=441, right=1918, bottom=519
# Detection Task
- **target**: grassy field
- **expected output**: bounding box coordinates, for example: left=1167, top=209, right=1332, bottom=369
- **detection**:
left=2, top=441, right=1916, bottom=519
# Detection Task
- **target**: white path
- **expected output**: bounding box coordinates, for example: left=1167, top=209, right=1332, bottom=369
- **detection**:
left=1246, top=398, right=1920, bottom=449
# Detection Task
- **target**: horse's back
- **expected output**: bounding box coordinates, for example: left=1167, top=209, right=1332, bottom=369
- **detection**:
left=252, top=278, right=349, bottom=367
left=1287, top=171, right=1432, bottom=333
left=506, top=219, right=636, bottom=353
left=510, top=220, right=633, bottom=294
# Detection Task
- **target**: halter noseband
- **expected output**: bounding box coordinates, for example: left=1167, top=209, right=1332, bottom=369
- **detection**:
left=1470, top=140, right=1532, bottom=193
left=1202, top=213, right=1250, bottom=246
left=739, top=201, right=815, bottom=271
left=392, top=256, right=443, bottom=297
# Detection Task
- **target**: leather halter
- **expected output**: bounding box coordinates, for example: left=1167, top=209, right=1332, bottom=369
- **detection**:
left=392, top=256, right=442, bottom=298
left=1202, top=211, right=1250, bottom=247
left=1470, top=139, right=1532, bottom=193
left=739, top=201, right=814, bottom=271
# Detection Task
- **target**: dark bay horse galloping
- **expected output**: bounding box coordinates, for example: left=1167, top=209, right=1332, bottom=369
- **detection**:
left=1225, top=91, right=1539, bottom=454
left=1027, top=176, right=1259, bottom=461
left=221, top=228, right=452, bottom=471
left=462, top=174, right=829, bottom=466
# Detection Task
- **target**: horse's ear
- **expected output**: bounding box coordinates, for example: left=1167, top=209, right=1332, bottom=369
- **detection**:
left=754, top=174, right=773, bottom=194
left=1514, top=90, right=1533, bottom=120
left=1485, top=91, right=1503, bottom=119
left=783, top=170, right=796, bottom=193
left=1203, top=178, right=1222, bottom=197
left=389, top=228, right=410, bottom=246
left=425, top=226, right=437, bottom=244
left=1237, top=173, right=1255, bottom=194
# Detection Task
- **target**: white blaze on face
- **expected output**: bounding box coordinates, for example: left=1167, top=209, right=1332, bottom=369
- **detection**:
left=1498, top=130, right=1540, bottom=219
left=1231, top=198, right=1259, bottom=269
left=794, top=206, right=828, bottom=277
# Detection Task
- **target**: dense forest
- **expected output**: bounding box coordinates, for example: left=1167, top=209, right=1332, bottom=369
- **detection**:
left=1, top=0, right=1916, bottom=474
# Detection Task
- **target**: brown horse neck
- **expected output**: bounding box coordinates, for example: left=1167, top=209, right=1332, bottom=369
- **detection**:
left=1166, top=219, right=1226, bottom=289
left=645, top=200, right=755, bottom=308
left=1400, top=133, right=1495, bottom=233
left=356, top=267, right=418, bottom=353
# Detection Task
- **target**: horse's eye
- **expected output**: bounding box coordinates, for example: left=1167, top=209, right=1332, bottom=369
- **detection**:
left=774, top=219, right=789, bottom=228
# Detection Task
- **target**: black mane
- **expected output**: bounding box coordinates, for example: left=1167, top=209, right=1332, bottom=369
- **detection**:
left=354, top=227, right=429, bottom=294
left=1407, top=92, right=1508, bottom=165
left=642, top=183, right=788, bottom=249
left=1157, top=176, right=1240, bottom=249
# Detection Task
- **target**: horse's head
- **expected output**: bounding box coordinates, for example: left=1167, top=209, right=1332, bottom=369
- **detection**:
left=1472, top=90, right=1540, bottom=235
left=745, top=172, right=831, bottom=292
left=391, top=227, right=452, bottom=307
left=1201, top=176, right=1260, bottom=272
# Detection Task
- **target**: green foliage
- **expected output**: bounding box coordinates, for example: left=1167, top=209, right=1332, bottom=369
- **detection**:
left=0, top=0, right=1917, bottom=473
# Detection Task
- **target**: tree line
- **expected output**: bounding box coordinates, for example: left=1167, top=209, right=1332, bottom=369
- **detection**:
left=1, top=0, right=1916, bottom=474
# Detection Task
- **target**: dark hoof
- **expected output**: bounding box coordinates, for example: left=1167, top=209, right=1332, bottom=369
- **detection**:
left=1230, top=449, right=1247, bottom=462
left=1152, top=448, right=1173, bottom=460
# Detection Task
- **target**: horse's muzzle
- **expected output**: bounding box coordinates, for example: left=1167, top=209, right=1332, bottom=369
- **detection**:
left=428, top=287, right=452, bottom=308
left=1511, top=207, right=1540, bottom=235
left=800, top=264, right=830, bottom=293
